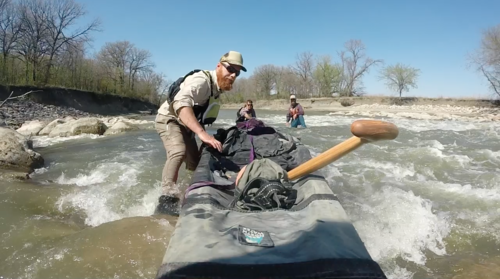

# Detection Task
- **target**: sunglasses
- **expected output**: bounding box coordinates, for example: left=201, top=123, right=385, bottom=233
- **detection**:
left=223, top=63, right=240, bottom=77
left=247, top=104, right=253, bottom=107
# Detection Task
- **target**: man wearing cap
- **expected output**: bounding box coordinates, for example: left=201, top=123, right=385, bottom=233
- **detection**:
left=154, top=50, right=247, bottom=215
left=236, top=99, right=257, bottom=122
left=286, top=94, right=307, bottom=128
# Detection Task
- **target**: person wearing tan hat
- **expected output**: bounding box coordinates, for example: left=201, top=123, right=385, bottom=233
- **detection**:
left=154, top=50, right=246, bottom=215
left=285, top=94, right=307, bottom=128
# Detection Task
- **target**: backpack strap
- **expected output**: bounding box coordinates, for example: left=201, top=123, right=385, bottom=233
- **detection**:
left=167, top=69, right=216, bottom=103
left=200, top=70, right=216, bottom=98
left=166, top=69, right=203, bottom=103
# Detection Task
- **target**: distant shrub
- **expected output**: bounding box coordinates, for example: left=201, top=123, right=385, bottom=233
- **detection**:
left=389, top=97, right=411, bottom=106
left=339, top=98, right=354, bottom=107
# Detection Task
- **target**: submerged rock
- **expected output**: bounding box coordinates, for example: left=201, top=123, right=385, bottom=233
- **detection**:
left=0, top=169, right=30, bottom=181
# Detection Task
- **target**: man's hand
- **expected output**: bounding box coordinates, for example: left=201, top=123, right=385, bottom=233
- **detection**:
left=177, top=106, right=222, bottom=152
left=198, top=131, right=222, bottom=152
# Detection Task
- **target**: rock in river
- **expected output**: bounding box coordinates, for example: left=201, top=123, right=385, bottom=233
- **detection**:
left=0, top=127, right=44, bottom=173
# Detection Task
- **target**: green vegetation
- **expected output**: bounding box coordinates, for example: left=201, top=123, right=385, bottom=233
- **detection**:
left=221, top=40, right=385, bottom=104
left=378, top=63, right=420, bottom=99
left=0, top=0, right=168, bottom=105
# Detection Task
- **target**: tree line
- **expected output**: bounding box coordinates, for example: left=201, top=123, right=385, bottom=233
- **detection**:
left=1, top=0, right=498, bottom=106
left=225, top=20, right=500, bottom=104
left=223, top=39, right=423, bottom=103
left=0, top=0, right=168, bottom=104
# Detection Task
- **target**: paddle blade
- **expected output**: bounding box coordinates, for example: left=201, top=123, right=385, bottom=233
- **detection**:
left=350, top=120, right=399, bottom=142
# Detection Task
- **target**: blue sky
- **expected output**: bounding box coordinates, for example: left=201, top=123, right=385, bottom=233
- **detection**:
left=78, top=0, right=499, bottom=98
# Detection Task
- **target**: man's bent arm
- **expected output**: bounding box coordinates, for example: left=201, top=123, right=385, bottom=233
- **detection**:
left=177, top=106, right=208, bottom=136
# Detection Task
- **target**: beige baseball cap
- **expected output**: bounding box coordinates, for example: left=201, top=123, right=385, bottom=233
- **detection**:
left=220, top=51, right=247, bottom=72
left=290, top=94, right=296, bottom=99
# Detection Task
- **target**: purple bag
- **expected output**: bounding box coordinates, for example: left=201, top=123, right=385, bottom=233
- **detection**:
left=236, top=119, right=276, bottom=135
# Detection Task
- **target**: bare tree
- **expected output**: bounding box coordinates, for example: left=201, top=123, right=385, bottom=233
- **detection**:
left=339, top=39, right=383, bottom=96
left=0, top=0, right=8, bottom=10
left=55, top=39, right=85, bottom=87
left=43, top=0, right=101, bottom=84
left=291, top=51, right=315, bottom=97
left=138, top=69, right=169, bottom=104
left=274, top=66, right=299, bottom=97
left=0, top=0, right=23, bottom=83
left=252, top=64, right=278, bottom=97
left=16, top=0, right=53, bottom=83
left=0, top=2, right=167, bottom=101
left=96, top=40, right=133, bottom=92
left=231, top=76, right=252, bottom=95
left=379, top=63, right=420, bottom=98
left=469, top=24, right=500, bottom=98
left=128, top=47, right=154, bottom=91
left=96, top=40, right=155, bottom=96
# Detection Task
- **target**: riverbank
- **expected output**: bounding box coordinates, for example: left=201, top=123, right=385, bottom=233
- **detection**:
left=0, top=98, right=151, bottom=129
left=0, top=85, right=157, bottom=128
left=222, top=96, right=500, bottom=122
left=1, top=98, right=103, bottom=128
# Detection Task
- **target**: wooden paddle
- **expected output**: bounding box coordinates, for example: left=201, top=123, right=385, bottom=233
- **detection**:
left=287, top=119, right=399, bottom=181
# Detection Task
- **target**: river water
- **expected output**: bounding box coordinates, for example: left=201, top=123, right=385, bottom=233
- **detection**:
left=1, top=109, right=499, bottom=279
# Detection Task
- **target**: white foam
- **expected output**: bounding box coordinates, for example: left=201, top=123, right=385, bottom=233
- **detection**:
left=55, top=150, right=162, bottom=227
left=349, top=186, right=450, bottom=265
left=385, top=265, right=415, bottom=279
left=32, top=134, right=104, bottom=148
left=478, top=149, right=500, bottom=164
left=424, top=181, right=500, bottom=202
left=56, top=164, right=111, bottom=187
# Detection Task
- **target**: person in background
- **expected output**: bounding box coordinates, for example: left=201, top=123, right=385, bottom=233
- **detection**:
left=286, top=94, right=307, bottom=128
left=236, top=100, right=257, bottom=122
